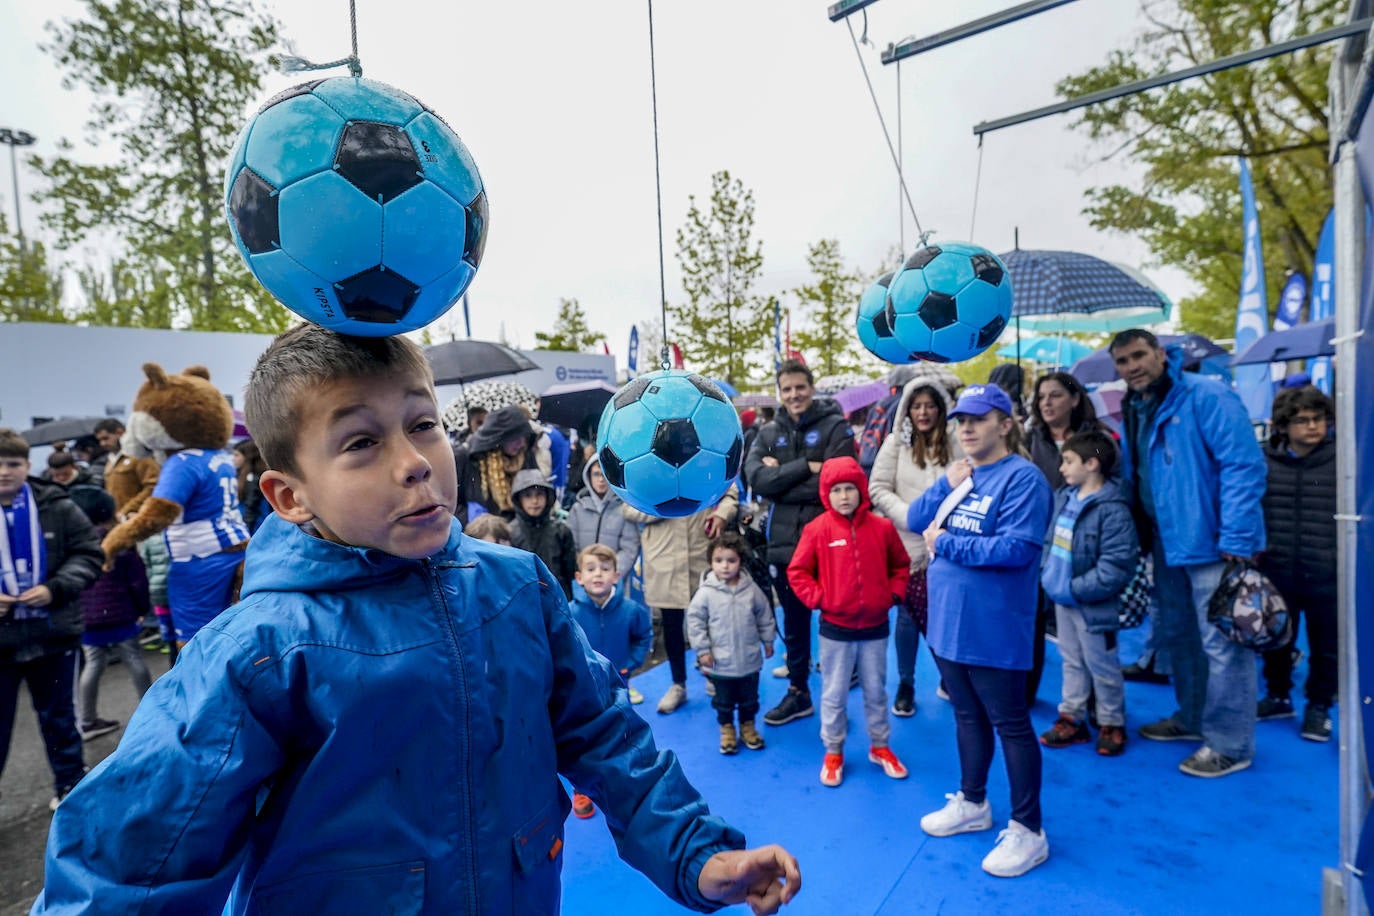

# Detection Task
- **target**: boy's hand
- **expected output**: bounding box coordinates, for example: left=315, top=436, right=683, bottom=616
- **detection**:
left=698, top=652, right=715, bottom=669
left=764, top=644, right=775, bottom=658
left=698, top=845, right=801, bottom=915
left=17, top=585, right=52, bottom=607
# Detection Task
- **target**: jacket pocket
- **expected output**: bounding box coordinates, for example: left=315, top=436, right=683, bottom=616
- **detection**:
left=255, top=859, right=425, bottom=915
left=513, top=800, right=564, bottom=874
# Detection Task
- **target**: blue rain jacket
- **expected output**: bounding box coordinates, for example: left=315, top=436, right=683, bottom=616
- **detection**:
left=1120, top=350, right=1267, bottom=566
left=33, top=514, right=742, bottom=915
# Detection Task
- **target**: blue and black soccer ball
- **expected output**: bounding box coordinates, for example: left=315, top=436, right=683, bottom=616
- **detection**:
left=225, top=77, right=487, bottom=335
left=856, top=241, right=1012, bottom=364
left=597, top=371, right=743, bottom=518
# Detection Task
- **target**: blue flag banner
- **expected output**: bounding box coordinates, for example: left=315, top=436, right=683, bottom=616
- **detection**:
left=773, top=299, right=783, bottom=372
left=627, top=325, right=639, bottom=379
left=1275, top=272, right=1307, bottom=330
left=1308, top=208, right=1335, bottom=394
left=1235, top=158, right=1273, bottom=420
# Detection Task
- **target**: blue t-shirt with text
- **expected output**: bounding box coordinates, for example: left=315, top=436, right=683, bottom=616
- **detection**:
left=1041, top=489, right=1087, bottom=608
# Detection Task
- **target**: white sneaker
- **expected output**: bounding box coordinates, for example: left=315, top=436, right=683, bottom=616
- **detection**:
left=981, top=820, right=1049, bottom=878
left=656, top=683, right=687, bottom=714
left=771, top=663, right=789, bottom=679
left=920, top=791, right=993, bottom=837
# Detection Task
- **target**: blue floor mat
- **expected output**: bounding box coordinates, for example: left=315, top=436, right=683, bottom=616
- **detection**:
left=561, top=623, right=1336, bottom=915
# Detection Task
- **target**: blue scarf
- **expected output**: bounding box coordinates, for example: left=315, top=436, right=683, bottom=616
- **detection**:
left=1, top=484, right=49, bottom=620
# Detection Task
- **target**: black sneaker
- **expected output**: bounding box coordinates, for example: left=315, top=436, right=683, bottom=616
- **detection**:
left=1257, top=695, right=1296, bottom=721
left=1138, top=718, right=1203, bottom=742
left=79, top=718, right=120, bottom=741
left=892, top=683, right=916, bottom=717
left=1122, top=661, right=1170, bottom=685
left=1301, top=705, right=1333, bottom=742
left=1039, top=715, right=1092, bottom=748
left=763, top=687, right=814, bottom=726
left=1179, top=747, right=1252, bottom=778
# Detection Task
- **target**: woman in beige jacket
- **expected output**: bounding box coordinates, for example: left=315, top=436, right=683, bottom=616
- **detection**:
left=868, top=378, right=961, bottom=718
left=623, top=485, right=738, bottom=713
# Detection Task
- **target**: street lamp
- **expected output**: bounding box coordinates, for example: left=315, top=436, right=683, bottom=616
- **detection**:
left=0, top=127, right=37, bottom=249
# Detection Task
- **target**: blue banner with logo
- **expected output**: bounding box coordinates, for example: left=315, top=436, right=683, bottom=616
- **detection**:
left=1275, top=272, right=1307, bottom=330
left=1308, top=208, right=1335, bottom=394
left=773, top=299, right=783, bottom=372
left=1235, top=158, right=1273, bottom=420
left=627, top=325, right=639, bottom=379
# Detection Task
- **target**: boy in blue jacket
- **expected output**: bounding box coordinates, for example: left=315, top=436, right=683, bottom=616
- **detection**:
left=33, top=324, right=800, bottom=915
left=1037, top=430, right=1139, bottom=757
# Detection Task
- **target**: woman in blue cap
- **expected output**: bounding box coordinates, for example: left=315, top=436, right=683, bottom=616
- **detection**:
left=906, top=383, right=1053, bottom=879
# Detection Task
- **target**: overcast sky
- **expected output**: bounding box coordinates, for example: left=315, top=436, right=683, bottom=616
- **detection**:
left=0, top=0, right=1190, bottom=374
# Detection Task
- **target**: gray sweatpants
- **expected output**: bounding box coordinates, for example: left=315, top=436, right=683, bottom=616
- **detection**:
left=818, top=635, right=890, bottom=753
left=1054, top=603, right=1125, bottom=727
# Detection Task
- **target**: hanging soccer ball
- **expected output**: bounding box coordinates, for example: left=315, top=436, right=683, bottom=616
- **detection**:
left=855, top=270, right=913, bottom=364
left=597, top=371, right=743, bottom=518
left=225, top=77, right=487, bottom=336
left=873, top=242, right=1012, bottom=364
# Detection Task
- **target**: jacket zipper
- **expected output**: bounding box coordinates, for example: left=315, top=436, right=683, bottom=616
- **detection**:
left=423, top=559, right=480, bottom=916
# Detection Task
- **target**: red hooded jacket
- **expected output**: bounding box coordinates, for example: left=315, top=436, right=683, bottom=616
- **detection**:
left=787, top=456, right=910, bottom=631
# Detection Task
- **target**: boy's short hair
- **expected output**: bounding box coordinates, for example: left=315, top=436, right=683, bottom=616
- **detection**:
left=775, top=358, right=813, bottom=387
left=464, top=513, right=512, bottom=543
left=245, top=323, right=435, bottom=476
left=1063, top=429, right=1119, bottom=478
left=578, top=543, right=618, bottom=570
left=47, top=451, right=76, bottom=470
left=709, top=531, right=750, bottom=562
left=0, top=428, right=29, bottom=460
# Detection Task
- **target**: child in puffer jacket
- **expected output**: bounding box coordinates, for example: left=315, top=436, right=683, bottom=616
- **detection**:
left=566, top=455, right=640, bottom=581
left=509, top=470, right=578, bottom=599
left=687, top=533, right=776, bottom=755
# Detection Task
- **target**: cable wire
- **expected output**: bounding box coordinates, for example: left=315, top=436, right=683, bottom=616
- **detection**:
left=647, top=0, right=670, bottom=371
left=846, top=18, right=924, bottom=238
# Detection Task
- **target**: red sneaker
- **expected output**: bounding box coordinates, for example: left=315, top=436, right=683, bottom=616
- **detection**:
left=819, top=753, right=844, bottom=787
left=572, top=793, right=595, bottom=819
left=868, top=746, right=908, bottom=779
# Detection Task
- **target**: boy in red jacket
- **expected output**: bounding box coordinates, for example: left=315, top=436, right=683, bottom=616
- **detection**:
left=788, top=456, right=910, bottom=787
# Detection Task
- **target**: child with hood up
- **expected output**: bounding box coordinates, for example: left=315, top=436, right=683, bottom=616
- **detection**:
left=567, top=454, right=640, bottom=580
left=509, top=469, right=578, bottom=599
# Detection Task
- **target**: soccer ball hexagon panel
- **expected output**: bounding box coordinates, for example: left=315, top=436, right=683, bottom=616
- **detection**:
left=597, top=371, right=743, bottom=518
left=224, top=77, right=487, bottom=336
left=855, top=242, right=1012, bottom=365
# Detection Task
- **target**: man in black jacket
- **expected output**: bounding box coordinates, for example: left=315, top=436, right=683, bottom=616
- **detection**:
left=1258, top=385, right=1337, bottom=741
left=0, top=428, right=104, bottom=809
left=745, top=360, right=856, bottom=726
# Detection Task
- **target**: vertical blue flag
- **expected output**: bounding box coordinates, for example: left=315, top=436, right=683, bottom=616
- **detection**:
left=773, top=299, right=782, bottom=372
left=627, top=325, right=639, bottom=379
left=1308, top=208, right=1335, bottom=394
left=1235, top=158, right=1273, bottom=420
left=1272, top=271, right=1307, bottom=384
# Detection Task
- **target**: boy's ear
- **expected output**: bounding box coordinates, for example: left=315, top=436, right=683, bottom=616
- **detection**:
left=574, top=569, right=584, bottom=583
left=259, top=469, right=315, bottom=525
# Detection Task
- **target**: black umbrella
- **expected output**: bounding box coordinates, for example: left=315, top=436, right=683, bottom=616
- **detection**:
left=424, top=340, right=539, bottom=386
left=21, top=417, right=109, bottom=446
left=539, top=380, right=618, bottom=429
left=1233, top=318, right=1335, bottom=365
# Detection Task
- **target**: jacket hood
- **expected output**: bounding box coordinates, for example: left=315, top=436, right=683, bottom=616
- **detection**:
left=776, top=396, right=845, bottom=431
left=1265, top=436, right=1336, bottom=466
left=468, top=405, right=536, bottom=454
left=25, top=476, right=70, bottom=508
left=700, top=567, right=756, bottom=593
left=987, top=363, right=1025, bottom=401
left=241, top=512, right=469, bottom=597
left=577, top=454, right=619, bottom=511
left=511, top=469, right=555, bottom=520
left=818, top=456, right=870, bottom=514
left=893, top=378, right=956, bottom=443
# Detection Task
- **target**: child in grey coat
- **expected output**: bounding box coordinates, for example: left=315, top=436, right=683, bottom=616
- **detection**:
left=687, top=534, right=776, bottom=755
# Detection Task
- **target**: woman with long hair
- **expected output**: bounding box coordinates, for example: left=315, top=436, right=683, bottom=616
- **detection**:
left=868, top=378, right=961, bottom=717
left=453, top=405, right=551, bottom=523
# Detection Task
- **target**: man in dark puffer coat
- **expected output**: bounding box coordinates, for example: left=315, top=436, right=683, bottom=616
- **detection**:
left=1258, top=385, right=1338, bottom=741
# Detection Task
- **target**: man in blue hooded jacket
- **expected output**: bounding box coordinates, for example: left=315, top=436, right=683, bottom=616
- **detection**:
left=1112, top=329, right=1266, bottom=778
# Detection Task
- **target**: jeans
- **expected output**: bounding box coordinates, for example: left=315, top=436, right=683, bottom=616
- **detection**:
left=0, top=647, right=86, bottom=794
left=658, top=608, right=687, bottom=685
left=1135, top=594, right=1174, bottom=676
left=1152, top=539, right=1256, bottom=760
left=818, top=636, right=890, bottom=753
left=710, top=672, right=761, bottom=725
left=934, top=654, right=1042, bottom=833
left=1055, top=604, right=1124, bottom=727
left=895, top=610, right=919, bottom=688
left=1027, top=590, right=1051, bottom=703
left=78, top=639, right=153, bottom=727
left=770, top=566, right=814, bottom=693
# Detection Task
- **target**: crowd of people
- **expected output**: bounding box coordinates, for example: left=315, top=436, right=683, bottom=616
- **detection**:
left=0, top=324, right=1335, bottom=905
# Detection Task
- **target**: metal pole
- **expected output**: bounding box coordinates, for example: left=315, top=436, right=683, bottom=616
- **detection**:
left=882, top=0, right=1079, bottom=64
left=897, top=59, right=904, bottom=253
left=0, top=128, right=36, bottom=248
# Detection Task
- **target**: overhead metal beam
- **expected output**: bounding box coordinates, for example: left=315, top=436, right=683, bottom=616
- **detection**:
left=974, top=17, right=1374, bottom=136
left=827, top=0, right=881, bottom=23
left=880, top=0, right=1078, bottom=64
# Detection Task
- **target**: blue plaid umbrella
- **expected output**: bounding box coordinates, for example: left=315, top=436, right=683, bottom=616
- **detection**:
left=999, top=250, right=1172, bottom=333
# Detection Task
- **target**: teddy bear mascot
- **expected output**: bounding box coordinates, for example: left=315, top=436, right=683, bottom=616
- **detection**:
left=100, top=364, right=250, bottom=649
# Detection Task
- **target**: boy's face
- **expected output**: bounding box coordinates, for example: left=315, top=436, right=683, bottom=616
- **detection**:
left=1059, top=450, right=1097, bottom=488
left=589, top=463, right=609, bottom=496
left=828, top=481, right=861, bottom=517
left=576, top=557, right=619, bottom=599
left=1287, top=408, right=1328, bottom=451
left=711, top=547, right=741, bottom=583
left=259, top=373, right=457, bottom=559
left=0, top=456, right=30, bottom=505
left=49, top=463, right=78, bottom=485
left=518, top=488, right=548, bottom=517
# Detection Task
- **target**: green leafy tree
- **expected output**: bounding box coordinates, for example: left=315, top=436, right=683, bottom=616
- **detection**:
left=791, top=239, right=865, bottom=377
left=35, top=0, right=289, bottom=332
left=672, top=170, right=770, bottom=385
left=73, top=257, right=174, bottom=328
left=0, top=213, right=68, bottom=322
left=534, top=297, right=603, bottom=351
left=1057, top=0, right=1340, bottom=338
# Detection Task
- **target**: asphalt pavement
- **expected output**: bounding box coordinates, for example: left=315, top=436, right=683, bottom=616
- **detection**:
left=0, top=648, right=171, bottom=913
